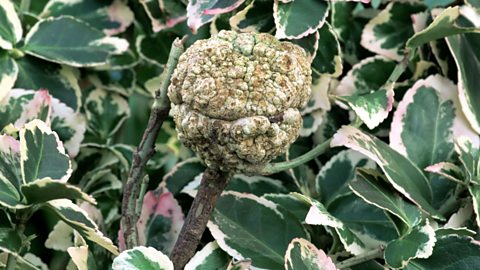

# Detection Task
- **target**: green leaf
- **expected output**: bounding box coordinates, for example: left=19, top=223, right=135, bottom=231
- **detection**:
left=331, top=125, right=444, bottom=220
left=390, top=74, right=478, bottom=206
left=140, top=0, right=186, bottom=32
left=0, top=0, right=22, bottom=50
left=88, top=69, right=136, bottom=96
left=466, top=0, right=480, bottom=9
left=468, top=184, right=480, bottom=228
left=187, top=0, right=244, bottom=33
left=0, top=89, right=35, bottom=130
left=312, top=23, right=342, bottom=77
left=0, top=228, right=22, bottom=251
left=20, top=120, right=72, bottom=183
left=44, top=199, right=118, bottom=255
left=21, top=177, right=95, bottom=204
left=406, top=235, right=480, bottom=269
left=274, top=0, right=329, bottom=39
left=0, top=51, right=18, bottom=102
left=185, top=241, right=230, bottom=270
left=445, top=10, right=480, bottom=133
left=0, top=135, right=22, bottom=208
left=23, top=16, right=128, bottom=67
left=425, top=162, right=465, bottom=184
left=297, top=194, right=368, bottom=255
left=164, top=158, right=206, bottom=194
left=84, top=88, right=130, bottom=140
left=361, top=2, right=424, bottom=60
left=112, top=246, right=173, bottom=270
left=229, top=0, right=275, bottom=33
left=137, top=32, right=176, bottom=65
left=316, top=149, right=375, bottom=206
left=335, top=56, right=397, bottom=129
left=384, top=220, right=436, bottom=269
left=300, top=110, right=325, bottom=137
left=284, top=238, right=336, bottom=270
left=407, top=7, right=480, bottom=48
left=351, top=169, right=422, bottom=229
left=454, top=137, right=480, bottom=183
left=0, top=248, right=39, bottom=270
left=15, top=56, right=81, bottom=110
left=41, top=0, right=134, bottom=35
left=208, top=191, right=309, bottom=269
left=263, top=193, right=310, bottom=222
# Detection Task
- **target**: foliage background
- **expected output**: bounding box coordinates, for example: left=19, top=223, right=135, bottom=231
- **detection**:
left=1, top=0, right=480, bottom=269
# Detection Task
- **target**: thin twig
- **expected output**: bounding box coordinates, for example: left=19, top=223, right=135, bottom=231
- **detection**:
left=171, top=168, right=231, bottom=269
left=336, top=246, right=384, bottom=269
left=121, top=38, right=185, bottom=250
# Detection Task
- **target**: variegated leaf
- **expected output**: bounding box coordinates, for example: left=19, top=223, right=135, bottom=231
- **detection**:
left=20, top=120, right=72, bottom=183
left=44, top=199, right=118, bottom=255
left=466, top=0, right=480, bottom=9
left=407, top=7, right=480, bottom=48
left=23, top=16, right=128, bottom=67
left=297, top=193, right=367, bottom=255
left=112, top=246, right=173, bottom=270
left=67, top=245, right=97, bottom=270
left=284, top=238, right=336, bottom=270
left=137, top=32, right=176, bottom=66
left=312, top=23, right=342, bottom=77
left=274, top=0, right=329, bottom=39
left=454, top=137, right=479, bottom=183
left=0, top=248, right=39, bottom=270
left=361, top=2, right=424, bottom=61
left=122, top=189, right=183, bottom=254
left=84, top=88, right=130, bottom=140
left=21, top=177, right=95, bottom=205
left=468, top=185, right=480, bottom=227
left=229, top=0, right=275, bottom=33
left=302, top=76, right=332, bottom=115
left=445, top=6, right=480, bottom=134
left=351, top=168, right=422, bottom=229
left=14, top=56, right=81, bottom=110
left=300, top=110, right=325, bottom=137
left=45, top=221, right=74, bottom=251
left=0, top=0, right=22, bottom=50
left=41, top=0, right=134, bottom=35
left=164, top=158, right=206, bottom=194
left=390, top=74, right=478, bottom=205
left=0, top=51, right=18, bottom=102
left=335, top=56, right=397, bottom=129
left=208, top=191, right=309, bottom=270
left=384, top=220, right=436, bottom=269
left=0, top=135, right=22, bottom=208
left=316, top=149, right=375, bottom=206
left=331, top=125, right=444, bottom=220
left=290, top=31, right=319, bottom=60
left=425, top=162, right=464, bottom=184
left=187, top=0, right=245, bottom=33
left=406, top=235, right=480, bottom=269
left=185, top=241, right=230, bottom=270
left=140, top=0, right=186, bottom=32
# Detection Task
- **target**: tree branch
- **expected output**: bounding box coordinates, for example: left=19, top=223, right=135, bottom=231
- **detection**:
left=121, top=38, right=185, bottom=250
left=170, top=168, right=231, bottom=269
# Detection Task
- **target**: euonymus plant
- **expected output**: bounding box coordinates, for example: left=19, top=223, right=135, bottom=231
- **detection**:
left=0, top=0, right=480, bottom=269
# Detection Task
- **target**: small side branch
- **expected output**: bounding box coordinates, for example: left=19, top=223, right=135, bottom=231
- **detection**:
left=121, top=38, right=185, bottom=250
left=336, top=247, right=384, bottom=269
left=171, top=168, right=231, bottom=269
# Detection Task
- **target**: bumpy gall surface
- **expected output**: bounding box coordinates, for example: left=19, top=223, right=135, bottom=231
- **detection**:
left=168, top=30, right=311, bottom=174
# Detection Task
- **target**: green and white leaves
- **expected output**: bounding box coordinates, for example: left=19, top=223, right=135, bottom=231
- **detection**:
left=361, top=2, right=424, bottom=60
left=407, top=6, right=480, bottom=48
left=0, top=0, right=22, bottom=50
left=445, top=7, right=480, bottom=134
left=331, top=125, right=443, bottom=220
left=284, top=238, right=336, bottom=270
left=0, top=134, right=22, bottom=208
left=112, top=246, right=173, bottom=270
left=274, top=0, right=329, bottom=39
left=208, top=191, right=308, bottom=270
left=187, top=0, right=244, bottom=33
left=20, top=120, right=71, bottom=183
left=312, top=23, right=343, bottom=77
left=185, top=241, right=230, bottom=270
left=23, top=16, right=128, bottom=67
left=0, top=51, right=18, bottom=102
left=384, top=220, right=436, bottom=268
left=390, top=74, right=478, bottom=169
left=335, top=56, right=397, bottom=129
left=44, top=199, right=118, bottom=255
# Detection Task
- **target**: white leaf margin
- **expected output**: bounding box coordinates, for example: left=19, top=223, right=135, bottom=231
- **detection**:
left=0, top=0, right=23, bottom=50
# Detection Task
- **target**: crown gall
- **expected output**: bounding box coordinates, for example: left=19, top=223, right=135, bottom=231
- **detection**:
left=168, top=30, right=312, bottom=174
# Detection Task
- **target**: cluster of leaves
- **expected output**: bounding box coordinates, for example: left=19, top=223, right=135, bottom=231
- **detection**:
left=1, top=0, right=480, bottom=269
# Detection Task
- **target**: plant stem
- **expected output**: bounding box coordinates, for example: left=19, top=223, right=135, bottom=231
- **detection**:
left=261, top=138, right=332, bottom=175
left=336, top=247, right=384, bottom=269
left=121, top=38, right=184, bottom=250
left=171, top=168, right=231, bottom=269
left=20, top=0, right=30, bottom=13
left=5, top=211, right=29, bottom=270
